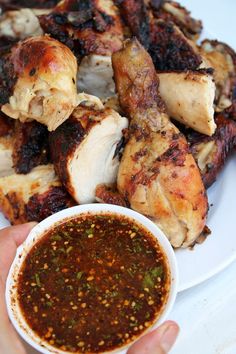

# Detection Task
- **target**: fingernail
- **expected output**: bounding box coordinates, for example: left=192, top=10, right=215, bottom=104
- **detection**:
left=160, top=323, right=179, bottom=352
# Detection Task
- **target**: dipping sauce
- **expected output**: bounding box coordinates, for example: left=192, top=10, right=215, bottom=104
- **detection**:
left=17, top=213, right=170, bottom=353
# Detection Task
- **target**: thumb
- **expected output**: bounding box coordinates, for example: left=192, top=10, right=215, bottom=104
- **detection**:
left=127, top=321, right=179, bottom=354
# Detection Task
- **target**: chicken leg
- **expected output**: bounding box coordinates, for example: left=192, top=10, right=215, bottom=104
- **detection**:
left=112, top=39, right=208, bottom=248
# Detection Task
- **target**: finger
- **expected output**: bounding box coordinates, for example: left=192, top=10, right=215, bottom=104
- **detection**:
left=127, top=321, right=179, bottom=354
left=0, top=278, right=27, bottom=354
left=0, top=222, right=37, bottom=284
left=0, top=222, right=37, bottom=246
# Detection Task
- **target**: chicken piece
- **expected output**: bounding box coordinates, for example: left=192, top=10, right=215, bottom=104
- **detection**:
left=0, top=113, right=14, bottom=137
left=184, top=113, right=236, bottom=189
left=39, top=0, right=124, bottom=98
left=50, top=99, right=128, bottom=204
left=77, top=54, right=115, bottom=98
left=149, top=19, right=202, bottom=71
left=0, top=0, right=60, bottom=10
left=39, top=0, right=124, bottom=57
left=0, top=9, right=43, bottom=40
left=115, top=0, right=151, bottom=49
left=0, top=164, right=75, bottom=224
left=0, top=114, right=14, bottom=176
left=200, top=40, right=236, bottom=113
left=115, top=0, right=202, bottom=70
left=95, top=184, right=128, bottom=207
left=158, top=70, right=216, bottom=135
left=1, top=35, right=77, bottom=131
left=12, top=121, right=50, bottom=174
left=151, top=1, right=202, bottom=40
left=112, top=39, right=208, bottom=248
left=0, top=135, right=14, bottom=177
left=103, top=95, right=124, bottom=115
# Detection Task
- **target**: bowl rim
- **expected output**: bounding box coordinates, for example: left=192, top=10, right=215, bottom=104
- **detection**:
left=5, top=203, right=179, bottom=354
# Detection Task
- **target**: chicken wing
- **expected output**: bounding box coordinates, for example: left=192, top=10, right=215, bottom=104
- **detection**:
left=112, top=39, right=208, bottom=248
left=1, top=35, right=77, bottom=131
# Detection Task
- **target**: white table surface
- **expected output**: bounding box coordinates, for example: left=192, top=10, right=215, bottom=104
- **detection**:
left=18, top=1, right=236, bottom=353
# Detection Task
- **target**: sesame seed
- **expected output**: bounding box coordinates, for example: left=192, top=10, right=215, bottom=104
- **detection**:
left=78, top=341, right=85, bottom=347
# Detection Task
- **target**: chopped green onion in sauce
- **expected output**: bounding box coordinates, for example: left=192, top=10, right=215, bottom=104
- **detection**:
left=17, top=213, right=170, bottom=353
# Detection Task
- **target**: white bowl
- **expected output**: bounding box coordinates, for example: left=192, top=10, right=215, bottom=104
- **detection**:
left=6, top=204, right=179, bottom=354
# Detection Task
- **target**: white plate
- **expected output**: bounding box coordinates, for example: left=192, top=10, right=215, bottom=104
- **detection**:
left=176, top=156, right=236, bottom=291
left=1, top=0, right=236, bottom=294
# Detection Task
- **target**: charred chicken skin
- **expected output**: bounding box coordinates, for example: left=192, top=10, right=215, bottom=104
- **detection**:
left=39, top=0, right=124, bottom=57
left=184, top=113, right=236, bottom=189
left=0, top=0, right=60, bottom=11
left=50, top=99, right=128, bottom=204
left=0, top=164, right=75, bottom=224
left=151, top=0, right=202, bottom=40
left=112, top=39, right=208, bottom=248
left=12, top=120, right=50, bottom=174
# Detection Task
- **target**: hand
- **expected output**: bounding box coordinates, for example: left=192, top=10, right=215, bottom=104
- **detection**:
left=0, top=223, right=37, bottom=354
left=0, top=224, right=179, bottom=354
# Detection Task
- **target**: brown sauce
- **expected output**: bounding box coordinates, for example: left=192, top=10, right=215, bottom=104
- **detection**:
left=17, top=213, right=170, bottom=353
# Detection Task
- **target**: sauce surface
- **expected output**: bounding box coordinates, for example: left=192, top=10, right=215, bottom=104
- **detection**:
left=17, top=213, right=170, bottom=353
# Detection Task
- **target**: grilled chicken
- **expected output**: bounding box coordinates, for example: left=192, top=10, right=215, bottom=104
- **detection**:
left=149, top=19, right=202, bottom=71
left=38, top=0, right=124, bottom=57
left=0, top=9, right=43, bottom=40
left=184, top=113, right=236, bottom=188
left=0, top=135, right=14, bottom=177
left=0, top=114, right=14, bottom=177
left=158, top=70, right=216, bottom=135
left=39, top=0, right=124, bottom=98
left=200, top=39, right=236, bottom=114
left=1, top=35, right=78, bottom=131
left=95, top=184, right=128, bottom=207
left=0, top=0, right=60, bottom=10
left=50, top=99, right=128, bottom=204
left=112, top=39, right=208, bottom=248
left=12, top=121, right=50, bottom=174
left=151, top=0, right=202, bottom=40
left=0, top=164, right=75, bottom=224
left=116, top=0, right=151, bottom=49
left=77, top=54, right=115, bottom=98
left=116, top=0, right=202, bottom=70
left=0, top=113, right=14, bottom=137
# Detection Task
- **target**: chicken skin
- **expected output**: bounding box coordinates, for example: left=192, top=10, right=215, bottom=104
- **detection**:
left=112, top=39, right=208, bottom=248
left=1, top=35, right=77, bottom=131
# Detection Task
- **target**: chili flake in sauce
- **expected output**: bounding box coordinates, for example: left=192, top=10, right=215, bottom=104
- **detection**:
left=17, top=213, right=170, bottom=353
